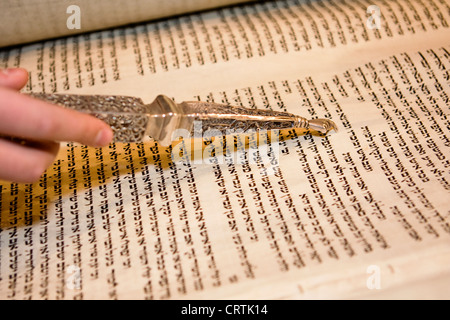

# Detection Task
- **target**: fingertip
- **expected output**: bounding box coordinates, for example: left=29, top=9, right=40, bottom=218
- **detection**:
left=94, top=126, right=114, bottom=147
left=0, top=68, right=29, bottom=90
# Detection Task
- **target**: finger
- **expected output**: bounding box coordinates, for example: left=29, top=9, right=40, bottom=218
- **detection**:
left=0, top=138, right=60, bottom=183
left=0, top=68, right=29, bottom=91
left=0, top=87, right=113, bottom=147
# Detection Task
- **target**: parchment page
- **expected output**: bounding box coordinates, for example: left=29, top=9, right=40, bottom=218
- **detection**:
left=0, top=0, right=449, bottom=299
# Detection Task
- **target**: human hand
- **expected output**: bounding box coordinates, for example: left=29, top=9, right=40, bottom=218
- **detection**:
left=0, top=68, right=113, bottom=183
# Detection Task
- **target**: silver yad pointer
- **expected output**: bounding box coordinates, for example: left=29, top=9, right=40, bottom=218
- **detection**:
left=29, top=93, right=338, bottom=146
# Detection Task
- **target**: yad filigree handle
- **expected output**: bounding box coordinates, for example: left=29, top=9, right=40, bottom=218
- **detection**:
left=29, top=93, right=150, bottom=142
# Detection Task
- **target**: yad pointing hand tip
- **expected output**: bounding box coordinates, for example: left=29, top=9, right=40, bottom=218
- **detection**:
left=29, top=93, right=338, bottom=146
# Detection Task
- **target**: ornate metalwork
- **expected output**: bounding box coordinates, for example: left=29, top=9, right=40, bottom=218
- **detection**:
left=28, top=93, right=337, bottom=145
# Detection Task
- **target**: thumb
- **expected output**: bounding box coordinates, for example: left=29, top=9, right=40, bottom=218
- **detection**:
left=0, top=68, right=29, bottom=91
